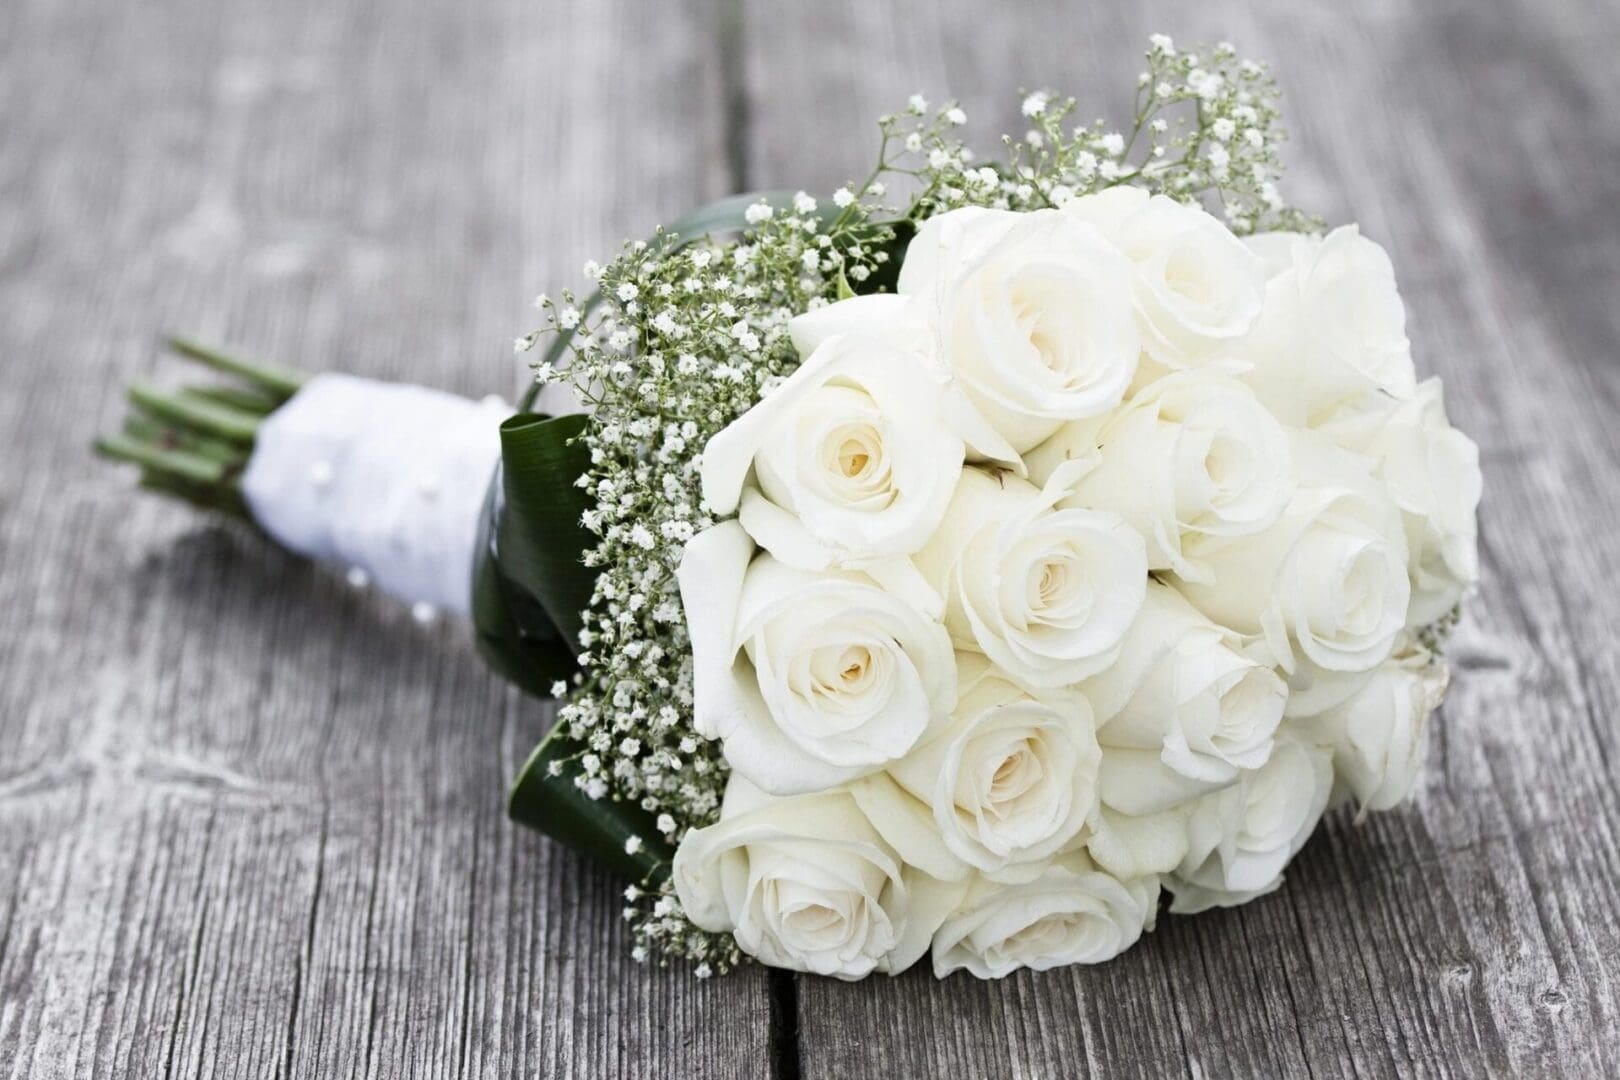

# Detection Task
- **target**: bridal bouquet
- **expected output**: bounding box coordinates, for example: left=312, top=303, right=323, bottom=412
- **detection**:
left=100, top=37, right=1481, bottom=980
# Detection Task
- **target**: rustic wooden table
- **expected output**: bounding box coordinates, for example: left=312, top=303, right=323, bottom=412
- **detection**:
left=3, top=0, right=1618, bottom=1075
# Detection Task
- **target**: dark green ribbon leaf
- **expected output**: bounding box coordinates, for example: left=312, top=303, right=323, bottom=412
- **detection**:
left=469, top=471, right=577, bottom=696
left=475, top=412, right=678, bottom=875
left=507, top=725, right=673, bottom=882
left=492, top=412, right=595, bottom=651
left=470, top=412, right=596, bottom=694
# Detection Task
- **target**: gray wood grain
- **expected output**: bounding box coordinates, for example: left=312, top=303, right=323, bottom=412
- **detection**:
left=4, top=0, right=1619, bottom=1076
left=746, top=0, right=1620, bottom=1076
left=0, top=0, right=771, bottom=1077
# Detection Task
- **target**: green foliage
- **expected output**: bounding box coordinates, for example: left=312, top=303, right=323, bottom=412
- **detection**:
left=93, top=338, right=305, bottom=523
left=507, top=722, right=673, bottom=883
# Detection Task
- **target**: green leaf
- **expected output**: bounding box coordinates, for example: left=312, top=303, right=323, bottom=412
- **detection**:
left=469, top=412, right=598, bottom=695
left=507, top=722, right=672, bottom=882
left=470, top=412, right=672, bottom=874
left=493, top=413, right=596, bottom=649
left=469, top=471, right=579, bottom=696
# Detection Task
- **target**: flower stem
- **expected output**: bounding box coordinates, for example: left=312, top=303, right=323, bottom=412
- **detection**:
left=96, top=337, right=309, bottom=523
left=166, top=336, right=306, bottom=399
left=95, top=432, right=232, bottom=484
left=126, top=381, right=263, bottom=445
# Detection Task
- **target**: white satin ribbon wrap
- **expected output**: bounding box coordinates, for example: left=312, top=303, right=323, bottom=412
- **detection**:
left=241, top=373, right=511, bottom=616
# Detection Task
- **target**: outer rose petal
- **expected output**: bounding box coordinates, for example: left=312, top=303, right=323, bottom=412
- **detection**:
left=787, top=292, right=911, bottom=357
left=897, top=206, right=1024, bottom=294
left=675, top=520, right=756, bottom=741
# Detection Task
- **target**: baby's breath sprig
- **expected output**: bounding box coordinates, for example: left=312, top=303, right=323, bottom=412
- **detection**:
left=516, top=36, right=1315, bottom=969
left=891, top=37, right=1319, bottom=234
left=520, top=193, right=894, bottom=970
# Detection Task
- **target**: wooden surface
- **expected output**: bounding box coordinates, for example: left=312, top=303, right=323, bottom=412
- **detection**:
left=2, top=0, right=1617, bottom=1075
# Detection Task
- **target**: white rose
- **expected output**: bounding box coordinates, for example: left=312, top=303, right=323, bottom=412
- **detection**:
left=1167, top=730, right=1334, bottom=913
left=701, top=317, right=965, bottom=569
left=1305, top=641, right=1447, bottom=816
left=699, top=318, right=965, bottom=608
left=898, top=206, right=1141, bottom=454
left=1062, top=186, right=1266, bottom=370
left=916, top=464, right=1147, bottom=687
left=1175, top=432, right=1411, bottom=675
left=1084, top=641, right=1273, bottom=885
left=852, top=653, right=1101, bottom=882
left=673, top=775, right=965, bottom=979
left=1026, top=370, right=1294, bottom=582
left=1242, top=229, right=1304, bottom=279
left=1085, top=800, right=1196, bottom=883
left=786, top=291, right=912, bottom=358
left=1318, top=378, right=1481, bottom=626
left=677, top=521, right=956, bottom=795
left=1084, top=582, right=1287, bottom=786
left=1236, top=225, right=1418, bottom=425
left=1278, top=654, right=1380, bottom=721
left=930, top=849, right=1158, bottom=978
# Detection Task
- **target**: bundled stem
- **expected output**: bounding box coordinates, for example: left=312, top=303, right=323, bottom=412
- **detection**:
left=94, top=338, right=307, bottom=521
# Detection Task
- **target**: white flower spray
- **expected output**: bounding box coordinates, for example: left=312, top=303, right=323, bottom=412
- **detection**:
left=518, top=39, right=1320, bottom=971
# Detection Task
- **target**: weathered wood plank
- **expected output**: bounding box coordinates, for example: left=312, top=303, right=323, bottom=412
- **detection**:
left=6, top=0, right=1620, bottom=1076
left=745, top=0, right=1620, bottom=1075
left=0, top=1, right=770, bottom=1078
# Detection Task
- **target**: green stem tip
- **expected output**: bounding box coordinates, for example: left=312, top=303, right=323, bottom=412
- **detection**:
left=166, top=335, right=307, bottom=399
left=127, top=381, right=263, bottom=445
left=97, top=337, right=309, bottom=523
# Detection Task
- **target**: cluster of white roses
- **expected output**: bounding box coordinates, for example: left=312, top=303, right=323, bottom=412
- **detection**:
left=670, top=188, right=1481, bottom=980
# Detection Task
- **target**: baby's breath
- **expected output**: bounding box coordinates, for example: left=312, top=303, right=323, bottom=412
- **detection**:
left=519, top=37, right=1314, bottom=970
left=525, top=192, right=891, bottom=970
left=901, top=39, right=1318, bottom=233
